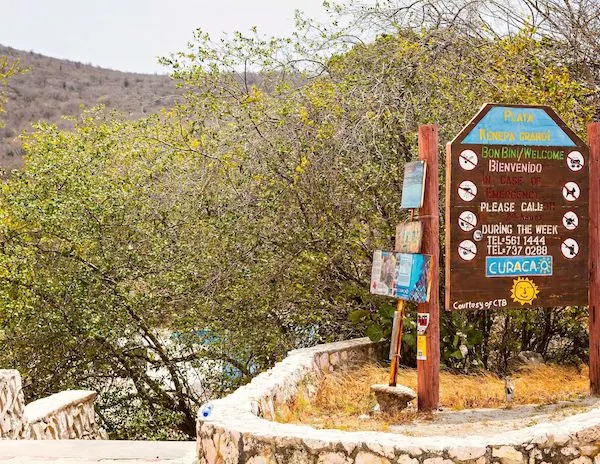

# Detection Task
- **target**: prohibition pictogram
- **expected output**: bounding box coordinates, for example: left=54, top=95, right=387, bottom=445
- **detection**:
left=567, top=151, right=585, bottom=171
left=561, top=238, right=579, bottom=258
left=562, top=182, right=581, bottom=201
left=459, top=149, right=478, bottom=171
left=562, top=211, right=579, bottom=230
left=458, top=180, right=477, bottom=201
left=458, top=211, right=477, bottom=232
left=458, top=239, right=477, bottom=261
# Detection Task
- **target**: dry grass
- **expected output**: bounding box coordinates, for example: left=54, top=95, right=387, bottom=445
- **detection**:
left=276, top=363, right=590, bottom=431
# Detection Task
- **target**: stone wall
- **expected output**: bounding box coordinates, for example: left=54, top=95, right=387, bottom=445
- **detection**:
left=196, top=337, right=600, bottom=464
left=25, top=390, right=101, bottom=439
left=0, top=370, right=26, bottom=438
left=0, top=369, right=102, bottom=440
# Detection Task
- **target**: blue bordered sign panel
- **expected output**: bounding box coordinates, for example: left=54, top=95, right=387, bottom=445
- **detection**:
left=446, top=104, right=589, bottom=310
left=485, top=256, right=553, bottom=278
left=371, top=251, right=433, bottom=303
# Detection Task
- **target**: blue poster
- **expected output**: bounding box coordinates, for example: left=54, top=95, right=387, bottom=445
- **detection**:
left=401, top=160, right=426, bottom=209
left=370, top=251, right=432, bottom=302
left=485, top=256, right=553, bottom=277
left=395, top=253, right=432, bottom=303
left=462, top=106, right=576, bottom=146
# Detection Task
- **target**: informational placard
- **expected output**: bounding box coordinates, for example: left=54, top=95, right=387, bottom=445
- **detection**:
left=416, top=335, right=427, bottom=360
left=395, top=222, right=423, bottom=253
left=446, top=104, right=589, bottom=310
left=416, top=313, right=430, bottom=335
left=401, top=160, right=427, bottom=209
left=371, top=251, right=433, bottom=303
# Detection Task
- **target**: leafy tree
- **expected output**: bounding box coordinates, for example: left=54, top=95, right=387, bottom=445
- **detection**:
left=0, top=55, right=24, bottom=127
left=0, top=1, right=595, bottom=439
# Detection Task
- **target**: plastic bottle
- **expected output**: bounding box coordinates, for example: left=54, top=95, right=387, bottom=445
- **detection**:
left=200, top=402, right=213, bottom=419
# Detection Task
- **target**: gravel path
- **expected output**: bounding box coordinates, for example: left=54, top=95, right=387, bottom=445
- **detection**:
left=390, top=397, right=600, bottom=437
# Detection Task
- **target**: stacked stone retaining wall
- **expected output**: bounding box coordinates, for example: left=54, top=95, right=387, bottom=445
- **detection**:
left=197, top=337, right=600, bottom=464
left=0, top=369, right=102, bottom=439
left=0, top=369, right=26, bottom=438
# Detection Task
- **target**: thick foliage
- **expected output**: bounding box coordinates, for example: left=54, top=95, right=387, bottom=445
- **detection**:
left=0, top=3, right=595, bottom=438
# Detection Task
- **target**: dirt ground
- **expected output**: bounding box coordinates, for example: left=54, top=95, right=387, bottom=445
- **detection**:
left=389, top=397, right=599, bottom=436
left=276, top=363, right=594, bottom=434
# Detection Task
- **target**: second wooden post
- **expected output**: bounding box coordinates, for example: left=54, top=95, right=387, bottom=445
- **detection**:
left=588, top=122, right=600, bottom=395
left=417, top=125, right=440, bottom=411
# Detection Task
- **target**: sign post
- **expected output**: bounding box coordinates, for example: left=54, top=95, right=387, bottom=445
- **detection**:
left=588, top=122, right=600, bottom=395
left=446, top=104, right=589, bottom=311
left=371, top=149, right=434, bottom=398
left=417, top=125, right=440, bottom=411
left=388, top=299, right=405, bottom=387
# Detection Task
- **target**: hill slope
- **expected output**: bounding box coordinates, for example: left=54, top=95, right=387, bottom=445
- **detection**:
left=0, top=45, right=182, bottom=170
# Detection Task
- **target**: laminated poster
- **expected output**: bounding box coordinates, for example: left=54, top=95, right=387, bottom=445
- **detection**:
left=417, top=334, right=427, bottom=360
left=370, top=251, right=433, bottom=303
left=400, top=160, right=427, bottom=209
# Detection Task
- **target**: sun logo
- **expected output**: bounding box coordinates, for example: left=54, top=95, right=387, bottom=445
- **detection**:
left=510, top=277, right=540, bottom=306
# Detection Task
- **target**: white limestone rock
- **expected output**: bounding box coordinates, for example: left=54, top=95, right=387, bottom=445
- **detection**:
left=528, top=448, right=542, bottom=464
left=354, top=451, right=391, bottom=464
left=493, top=446, right=525, bottom=464
left=396, top=454, right=419, bottom=464
left=579, top=445, right=599, bottom=457
left=317, top=452, right=351, bottom=464
left=370, top=384, right=416, bottom=414
left=562, top=447, right=579, bottom=456
left=569, top=457, right=593, bottom=464
left=449, top=447, right=487, bottom=462
left=246, top=455, right=275, bottom=464
left=422, top=457, right=454, bottom=464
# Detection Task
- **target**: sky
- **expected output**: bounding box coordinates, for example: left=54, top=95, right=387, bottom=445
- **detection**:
left=0, top=0, right=333, bottom=74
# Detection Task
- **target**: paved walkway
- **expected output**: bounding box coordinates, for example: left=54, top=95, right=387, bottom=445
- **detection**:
left=0, top=440, right=196, bottom=463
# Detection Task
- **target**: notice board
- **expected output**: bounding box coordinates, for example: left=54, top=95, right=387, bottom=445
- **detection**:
left=446, top=104, right=589, bottom=310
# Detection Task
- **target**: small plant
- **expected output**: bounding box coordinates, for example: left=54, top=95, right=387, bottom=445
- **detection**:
left=349, top=303, right=418, bottom=365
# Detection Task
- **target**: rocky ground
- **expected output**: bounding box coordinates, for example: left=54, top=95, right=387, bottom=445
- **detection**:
left=390, top=397, right=600, bottom=437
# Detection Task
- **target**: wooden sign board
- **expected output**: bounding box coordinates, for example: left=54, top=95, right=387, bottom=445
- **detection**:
left=446, top=104, right=589, bottom=310
left=401, top=160, right=427, bottom=209
left=395, top=221, right=423, bottom=253
left=371, top=251, right=433, bottom=303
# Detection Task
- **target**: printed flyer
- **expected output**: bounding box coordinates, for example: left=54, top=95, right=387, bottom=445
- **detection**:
left=371, top=251, right=432, bottom=303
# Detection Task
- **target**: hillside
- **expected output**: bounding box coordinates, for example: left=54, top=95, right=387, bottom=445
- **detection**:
left=0, top=45, right=182, bottom=170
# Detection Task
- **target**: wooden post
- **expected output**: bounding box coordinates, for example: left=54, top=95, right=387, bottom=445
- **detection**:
left=388, top=299, right=405, bottom=387
left=388, top=209, right=417, bottom=387
left=589, top=122, right=600, bottom=395
left=417, top=125, right=440, bottom=411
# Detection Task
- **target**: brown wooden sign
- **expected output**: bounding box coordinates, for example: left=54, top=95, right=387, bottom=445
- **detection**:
left=446, top=104, right=589, bottom=310
left=395, top=222, right=423, bottom=253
